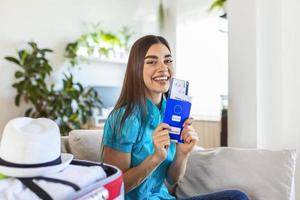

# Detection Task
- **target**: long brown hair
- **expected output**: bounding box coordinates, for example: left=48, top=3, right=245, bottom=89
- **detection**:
left=111, top=35, right=171, bottom=136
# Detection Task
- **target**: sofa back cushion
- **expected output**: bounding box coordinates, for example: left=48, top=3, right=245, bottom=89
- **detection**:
left=68, top=129, right=103, bottom=162
left=61, top=136, right=71, bottom=153
left=176, top=147, right=296, bottom=200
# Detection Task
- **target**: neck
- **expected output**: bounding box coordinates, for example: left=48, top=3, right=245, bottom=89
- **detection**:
left=146, top=92, right=162, bottom=107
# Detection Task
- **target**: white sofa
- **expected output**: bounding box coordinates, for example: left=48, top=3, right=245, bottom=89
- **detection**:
left=61, top=130, right=296, bottom=200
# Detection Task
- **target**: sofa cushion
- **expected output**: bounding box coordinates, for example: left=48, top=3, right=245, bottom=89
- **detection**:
left=68, top=130, right=103, bottom=162
left=61, top=136, right=71, bottom=153
left=176, top=147, right=296, bottom=200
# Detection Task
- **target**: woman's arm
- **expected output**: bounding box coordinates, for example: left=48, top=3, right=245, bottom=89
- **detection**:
left=103, top=123, right=171, bottom=193
left=103, top=147, right=162, bottom=192
left=166, top=118, right=199, bottom=186
left=166, top=150, right=189, bottom=187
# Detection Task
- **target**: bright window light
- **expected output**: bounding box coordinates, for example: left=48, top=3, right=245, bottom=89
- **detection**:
left=176, top=13, right=228, bottom=120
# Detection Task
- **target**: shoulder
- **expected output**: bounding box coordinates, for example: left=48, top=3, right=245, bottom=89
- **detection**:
left=103, top=106, right=142, bottom=153
left=106, top=106, right=141, bottom=127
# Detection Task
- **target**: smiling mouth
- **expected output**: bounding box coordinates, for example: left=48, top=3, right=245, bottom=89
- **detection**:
left=152, top=76, right=170, bottom=81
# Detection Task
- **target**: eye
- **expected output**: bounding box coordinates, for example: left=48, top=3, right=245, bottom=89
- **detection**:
left=164, top=59, right=173, bottom=64
left=145, top=60, right=157, bottom=65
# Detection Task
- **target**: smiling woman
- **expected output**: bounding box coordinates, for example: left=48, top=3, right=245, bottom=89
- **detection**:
left=101, top=35, right=249, bottom=200
left=101, top=35, right=179, bottom=200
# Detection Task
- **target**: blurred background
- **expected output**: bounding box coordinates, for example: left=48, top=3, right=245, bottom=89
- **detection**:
left=0, top=0, right=228, bottom=147
left=1, top=0, right=300, bottom=197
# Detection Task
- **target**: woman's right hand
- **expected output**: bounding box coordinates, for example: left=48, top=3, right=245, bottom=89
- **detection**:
left=152, top=123, right=171, bottom=163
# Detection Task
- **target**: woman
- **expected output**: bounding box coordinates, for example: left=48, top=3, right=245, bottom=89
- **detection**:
left=102, top=35, right=249, bottom=200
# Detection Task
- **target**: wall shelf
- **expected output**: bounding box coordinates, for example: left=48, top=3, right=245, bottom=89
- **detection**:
left=79, top=56, right=128, bottom=65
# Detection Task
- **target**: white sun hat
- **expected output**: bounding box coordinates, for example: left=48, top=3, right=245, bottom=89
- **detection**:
left=0, top=117, right=73, bottom=178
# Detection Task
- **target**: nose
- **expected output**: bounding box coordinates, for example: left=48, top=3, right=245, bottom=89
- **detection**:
left=158, top=61, right=168, bottom=72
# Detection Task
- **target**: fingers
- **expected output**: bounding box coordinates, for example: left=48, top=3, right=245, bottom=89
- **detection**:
left=152, top=124, right=171, bottom=161
left=153, top=129, right=169, bottom=139
left=155, top=123, right=170, bottom=132
left=183, top=118, right=194, bottom=127
left=153, top=136, right=170, bottom=150
left=153, top=127, right=170, bottom=149
left=153, top=123, right=170, bottom=140
left=181, top=124, right=195, bottom=136
left=181, top=118, right=195, bottom=142
left=181, top=128, right=198, bottom=144
left=184, top=134, right=199, bottom=144
left=155, top=138, right=170, bottom=147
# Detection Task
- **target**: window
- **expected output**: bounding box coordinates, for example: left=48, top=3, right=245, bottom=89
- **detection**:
left=176, top=11, right=228, bottom=120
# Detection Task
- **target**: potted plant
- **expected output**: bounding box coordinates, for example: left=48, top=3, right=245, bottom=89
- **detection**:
left=5, top=42, right=102, bottom=135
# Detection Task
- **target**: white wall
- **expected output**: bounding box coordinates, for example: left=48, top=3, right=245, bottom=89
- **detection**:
left=228, top=0, right=258, bottom=148
left=228, top=0, right=300, bottom=197
left=256, top=0, right=283, bottom=150
left=282, top=0, right=300, bottom=198
left=0, top=0, right=161, bottom=133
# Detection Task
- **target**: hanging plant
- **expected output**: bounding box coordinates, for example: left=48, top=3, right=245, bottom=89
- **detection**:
left=5, top=42, right=102, bottom=135
left=65, top=24, right=133, bottom=66
left=158, top=0, right=165, bottom=34
left=209, top=0, right=227, bottom=18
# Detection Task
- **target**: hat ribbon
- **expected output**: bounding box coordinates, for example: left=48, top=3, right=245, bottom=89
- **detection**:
left=0, top=156, right=62, bottom=168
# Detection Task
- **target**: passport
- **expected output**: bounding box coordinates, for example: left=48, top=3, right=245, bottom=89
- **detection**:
left=163, top=78, right=191, bottom=143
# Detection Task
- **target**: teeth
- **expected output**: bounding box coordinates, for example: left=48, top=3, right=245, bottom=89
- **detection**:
left=154, top=77, right=168, bottom=81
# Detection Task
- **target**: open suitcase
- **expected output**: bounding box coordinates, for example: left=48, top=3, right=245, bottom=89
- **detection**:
left=68, top=160, right=124, bottom=200
left=19, top=159, right=124, bottom=200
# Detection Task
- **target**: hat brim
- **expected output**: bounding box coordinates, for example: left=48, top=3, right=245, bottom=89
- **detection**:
left=0, top=153, right=73, bottom=178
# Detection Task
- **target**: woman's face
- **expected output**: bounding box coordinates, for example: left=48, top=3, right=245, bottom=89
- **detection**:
left=143, top=43, right=174, bottom=99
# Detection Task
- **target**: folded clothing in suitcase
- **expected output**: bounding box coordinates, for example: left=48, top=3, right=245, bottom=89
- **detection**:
left=0, top=160, right=124, bottom=200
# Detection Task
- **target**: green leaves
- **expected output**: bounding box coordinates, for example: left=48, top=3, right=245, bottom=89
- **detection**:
left=158, top=0, right=165, bottom=34
left=18, top=50, right=28, bottom=66
left=15, top=94, right=21, bottom=106
left=5, top=41, right=102, bottom=135
left=64, top=24, right=132, bottom=66
left=5, top=56, right=20, bottom=65
left=209, top=0, right=226, bottom=12
left=14, top=71, right=24, bottom=78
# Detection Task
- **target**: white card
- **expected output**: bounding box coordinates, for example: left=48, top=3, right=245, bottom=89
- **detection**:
left=169, top=78, right=189, bottom=101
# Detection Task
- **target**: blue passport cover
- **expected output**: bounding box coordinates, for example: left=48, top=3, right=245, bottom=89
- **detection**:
left=163, top=98, right=191, bottom=143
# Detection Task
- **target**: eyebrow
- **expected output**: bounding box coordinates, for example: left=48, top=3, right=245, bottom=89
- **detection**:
left=144, top=54, right=172, bottom=59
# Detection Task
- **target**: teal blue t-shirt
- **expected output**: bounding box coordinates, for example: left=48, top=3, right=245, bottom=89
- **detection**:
left=103, top=98, right=176, bottom=200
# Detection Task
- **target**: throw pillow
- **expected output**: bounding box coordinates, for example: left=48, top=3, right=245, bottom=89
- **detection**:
left=68, top=130, right=103, bottom=162
left=176, top=147, right=296, bottom=200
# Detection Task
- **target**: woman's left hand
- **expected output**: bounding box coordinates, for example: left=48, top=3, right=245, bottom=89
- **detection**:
left=176, top=118, right=199, bottom=156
